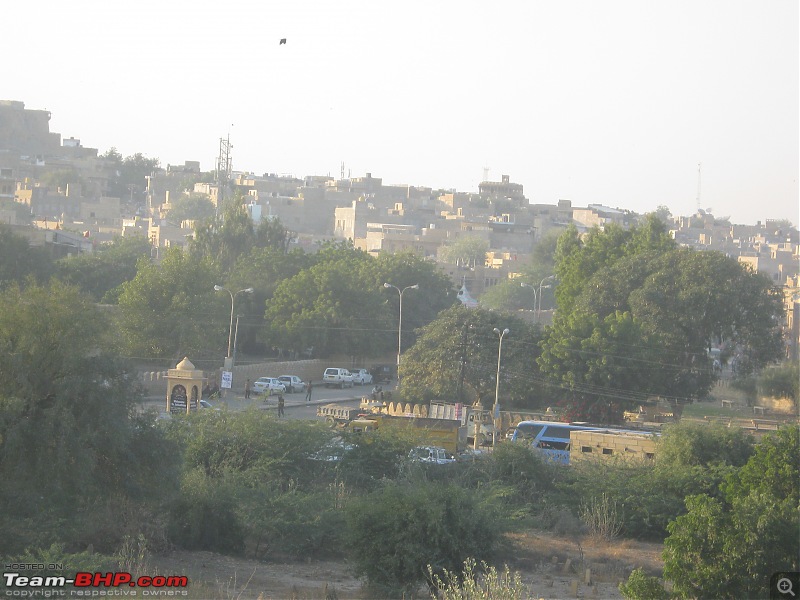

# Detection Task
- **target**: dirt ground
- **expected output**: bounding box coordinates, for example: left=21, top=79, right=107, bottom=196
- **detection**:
left=149, top=530, right=664, bottom=600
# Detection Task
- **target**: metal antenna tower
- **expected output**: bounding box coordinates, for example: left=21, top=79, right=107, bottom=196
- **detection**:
left=216, top=133, right=233, bottom=210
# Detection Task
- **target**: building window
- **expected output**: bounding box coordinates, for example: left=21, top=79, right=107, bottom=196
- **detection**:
left=602, top=448, right=613, bottom=455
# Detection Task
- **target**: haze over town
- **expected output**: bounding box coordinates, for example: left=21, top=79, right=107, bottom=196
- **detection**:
left=6, top=0, right=798, bottom=226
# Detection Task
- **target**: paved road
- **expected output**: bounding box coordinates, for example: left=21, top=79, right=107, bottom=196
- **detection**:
left=141, top=382, right=394, bottom=422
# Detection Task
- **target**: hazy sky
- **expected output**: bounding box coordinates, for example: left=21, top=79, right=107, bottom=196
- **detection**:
left=6, top=0, right=798, bottom=226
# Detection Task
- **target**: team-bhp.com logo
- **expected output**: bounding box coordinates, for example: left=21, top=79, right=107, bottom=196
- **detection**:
left=4, top=571, right=188, bottom=597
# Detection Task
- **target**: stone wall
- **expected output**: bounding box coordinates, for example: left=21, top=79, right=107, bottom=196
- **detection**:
left=138, top=356, right=390, bottom=396
left=570, top=430, right=658, bottom=463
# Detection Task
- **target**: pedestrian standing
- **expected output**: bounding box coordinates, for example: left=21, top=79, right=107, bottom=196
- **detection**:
left=278, top=394, right=285, bottom=417
left=305, top=381, right=313, bottom=402
left=244, top=378, right=251, bottom=400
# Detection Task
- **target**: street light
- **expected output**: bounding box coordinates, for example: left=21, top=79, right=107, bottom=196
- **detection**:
left=538, top=276, right=555, bottom=321
left=492, top=327, right=510, bottom=448
left=214, top=285, right=254, bottom=363
left=384, top=282, right=419, bottom=386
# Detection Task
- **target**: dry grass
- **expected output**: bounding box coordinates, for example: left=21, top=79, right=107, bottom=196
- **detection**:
left=148, top=530, right=664, bottom=599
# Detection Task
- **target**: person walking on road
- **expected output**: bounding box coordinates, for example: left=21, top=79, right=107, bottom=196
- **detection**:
left=277, top=393, right=285, bottom=417
left=305, top=381, right=313, bottom=402
left=244, top=378, right=251, bottom=400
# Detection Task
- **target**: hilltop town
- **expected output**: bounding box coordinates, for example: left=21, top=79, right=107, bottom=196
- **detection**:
left=1, top=99, right=797, bottom=356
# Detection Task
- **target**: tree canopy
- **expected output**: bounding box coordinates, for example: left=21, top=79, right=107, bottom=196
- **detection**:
left=440, top=235, right=489, bottom=268
left=540, top=217, right=785, bottom=419
left=166, top=193, right=216, bottom=224
left=0, top=280, right=177, bottom=553
left=663, top=426, right=799, bottom=598
left=400, top=306, right=547, bottom=409
left=0, top=225, right=54, bottom=287
left=114, top=248, right=225, bottom=362
left=56, top=235, right=152, bottom=302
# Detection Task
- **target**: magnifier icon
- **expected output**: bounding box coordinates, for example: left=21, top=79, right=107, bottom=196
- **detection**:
left=778, top=578, right=796, bottom=597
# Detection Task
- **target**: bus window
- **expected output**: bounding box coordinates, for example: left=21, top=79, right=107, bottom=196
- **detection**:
left=540, top=425, right=571, bottom=439
left=513, top=423, right=544, bottom=440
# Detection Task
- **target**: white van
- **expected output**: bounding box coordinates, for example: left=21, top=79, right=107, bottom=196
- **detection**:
left=323, top=368, right=354, bottom=388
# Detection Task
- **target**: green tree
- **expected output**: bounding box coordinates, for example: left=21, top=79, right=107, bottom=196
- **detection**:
left=440, top=235, right=490, bottom=268
left=542, top=220, right=784, bottom=419
left=400, top=306, right=547, bottom=409
left=538, top=310, right=661, bottom=422
left=255, top=216, right=292, bottom=252
left=102, top=149, right=160, bottom=201
left=663, top=427, right=800, bottom=598
left=115, top=248, right=224, bottom=361
left=628, top=248, right=784, bottom=379
left=0, top=224, right=54, bottom=287
left=190, top=203, right=255, bottom=272
left=370, top=250, right=456, bottom=351
left=265, top=257, right=392, bottom=358
left=165, top=193, right=216, bottom=224
left=478, top=280, right=535, bottom=312
left=225, top=246, right=312, bottom=354
left=0, top=280, right=178, bottom=553
left=56, top=235, right=151, bottom=302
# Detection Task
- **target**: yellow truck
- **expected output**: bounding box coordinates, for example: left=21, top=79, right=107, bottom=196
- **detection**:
left=346, top=414, right=467, bottom=456
left=317, top=403, right=364, bottom=426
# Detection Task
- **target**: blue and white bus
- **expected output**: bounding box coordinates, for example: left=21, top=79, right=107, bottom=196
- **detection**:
left=510, top=420, right=603, bottom=464
left=511, top=420, right=656, bottom=464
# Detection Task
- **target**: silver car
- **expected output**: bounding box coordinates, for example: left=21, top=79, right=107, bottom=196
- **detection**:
left=253, top=377, right=286, bottom=396
left=278, top=375, right=306, bottom=393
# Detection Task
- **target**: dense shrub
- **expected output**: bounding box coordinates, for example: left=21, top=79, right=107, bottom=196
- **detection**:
left=345, top=481, right=504, bottom=596
left=656, top=422, right=754, bottom=468
left=557, top=423, right=754, bottom=540
left=167, top=469, right=245, bottom=554
left=619, top=567, right=669, bottom=600
left=236, top=481, right=348, bottom=559
left=663, top=427, right=799, bottom=598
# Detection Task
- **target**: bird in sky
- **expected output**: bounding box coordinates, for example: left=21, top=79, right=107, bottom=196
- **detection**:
left=279, top=38, right=286, bottom=45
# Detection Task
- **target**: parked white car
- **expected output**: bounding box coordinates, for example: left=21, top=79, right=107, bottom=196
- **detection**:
left=350, top=368, right=373, bottom=386
left=407, top=446, right=456, bottom=465
left=253, top=377, right=286, bottom=396
left=323, top=368, right=353, bottom=388
left=278, top=375, right=306, bottom=393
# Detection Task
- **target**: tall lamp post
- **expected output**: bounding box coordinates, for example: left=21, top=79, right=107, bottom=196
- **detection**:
left=538, top=275, right=555, bottom=321
left=492, top=327, right=510, bottom=448
left=214, top=285, right=253, bottom=366
left=384, top=282, right=419, bottom=386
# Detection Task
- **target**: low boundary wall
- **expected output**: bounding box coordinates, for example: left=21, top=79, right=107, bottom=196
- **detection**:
left=139, top=356, right=395, bottom=396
